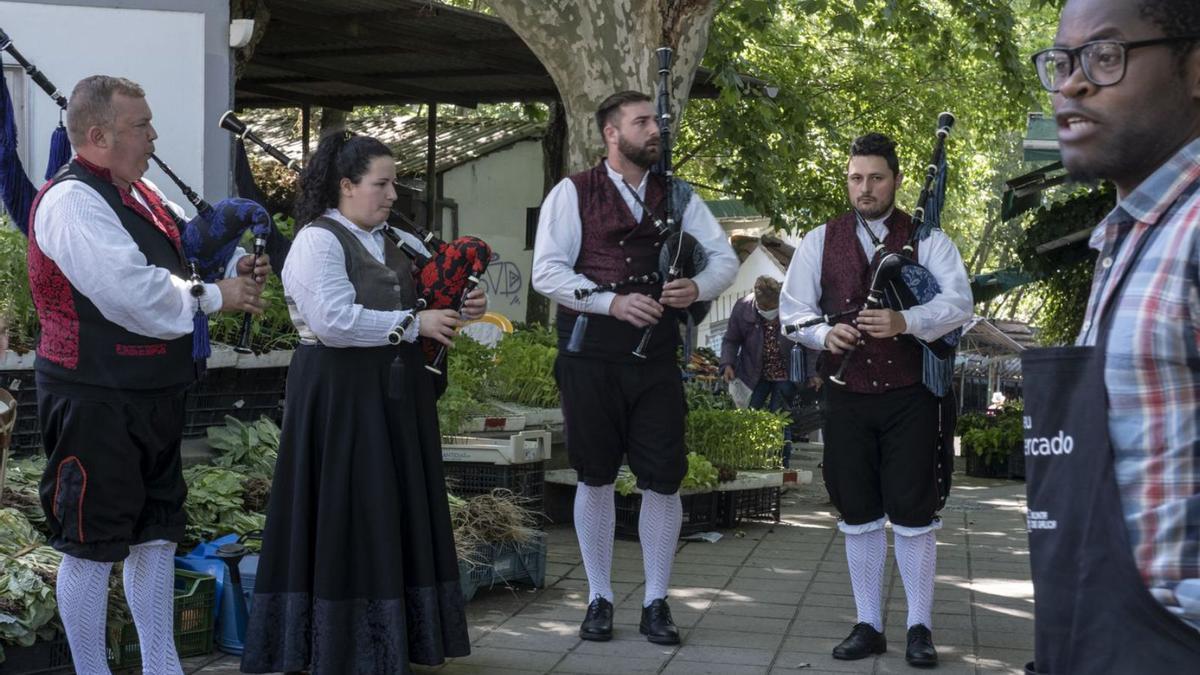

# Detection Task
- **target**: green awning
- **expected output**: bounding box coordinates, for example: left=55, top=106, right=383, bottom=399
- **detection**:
left=1023, top=113, right=1059, bottom=162
left=1001, top=160, right=1067, bottom=221
left=971, top=269, right=1037, bottom=305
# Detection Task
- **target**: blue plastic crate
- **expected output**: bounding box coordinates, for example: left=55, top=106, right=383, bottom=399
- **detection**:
left=458, top=535, right=547, bottom=601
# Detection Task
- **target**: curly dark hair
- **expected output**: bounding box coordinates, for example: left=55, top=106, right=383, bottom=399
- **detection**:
left=595, top=90, right=652, bottom=138
left=294, top=131, right=393, bottom=226
left=1139, top=0, right=1200, bottom=64
left=849, top=132, right=900, bottom=177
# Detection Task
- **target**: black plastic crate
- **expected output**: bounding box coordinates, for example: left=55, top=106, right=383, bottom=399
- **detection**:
left=614, top=490, right=719, bottom=540
left=0, top=369, right=43, bottom=455
left=718, top=486, right=782, bottom=528
left=443, top=461, right=545, bottom=513
left=183, top=366, right=287, bottom=438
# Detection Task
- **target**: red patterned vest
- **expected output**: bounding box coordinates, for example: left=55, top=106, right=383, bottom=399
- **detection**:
left=555, top=161, right=676, bottom=362
left=818, top=210, right=923, bottom=393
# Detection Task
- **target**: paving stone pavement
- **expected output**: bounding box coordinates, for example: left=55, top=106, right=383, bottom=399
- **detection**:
left=184, top=464, right=1034, bottom=674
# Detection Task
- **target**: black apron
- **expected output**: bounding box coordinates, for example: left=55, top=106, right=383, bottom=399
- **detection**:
left=1021, top=228, right=1200, bottom=674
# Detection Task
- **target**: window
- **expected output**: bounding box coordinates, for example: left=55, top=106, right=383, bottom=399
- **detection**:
left=525, top=206, right=539, bottom=250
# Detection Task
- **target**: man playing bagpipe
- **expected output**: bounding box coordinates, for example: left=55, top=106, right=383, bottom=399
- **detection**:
left=532, top=90, right=737, bottom=645
left=781, top=132, right=972, bottom=667
left=27, top=75, right=267, bottom=675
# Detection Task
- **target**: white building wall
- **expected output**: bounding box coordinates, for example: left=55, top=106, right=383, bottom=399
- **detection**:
left=0, top=1, right=229, bottom=210
left=441, top=139, right=544, bottom=324
left=697, top=245, right=786, bottom=353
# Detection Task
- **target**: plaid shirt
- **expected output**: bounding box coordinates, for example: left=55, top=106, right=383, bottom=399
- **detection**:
left=1078, top=137, right=1200, bottom=627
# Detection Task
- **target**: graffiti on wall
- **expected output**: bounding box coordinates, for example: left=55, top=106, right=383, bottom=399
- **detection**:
left=480, top=251, right=524, bottom=305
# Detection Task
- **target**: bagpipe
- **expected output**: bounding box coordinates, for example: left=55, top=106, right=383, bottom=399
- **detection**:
left=786, top=113, right=961, bottom=398
left=0, top=27, right=271, bottom=361
left=219, top=112, right=492, bottom=372
left=567, top=46, right=709, bottom=359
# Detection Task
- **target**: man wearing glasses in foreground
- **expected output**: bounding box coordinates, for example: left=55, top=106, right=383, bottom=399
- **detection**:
left=1022, top=0, right=1200, bottom=672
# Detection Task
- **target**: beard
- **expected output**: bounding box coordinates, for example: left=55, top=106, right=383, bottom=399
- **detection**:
left=855, top=193, right=895, bottom=221
left=617, top=135, right=660, bottom=169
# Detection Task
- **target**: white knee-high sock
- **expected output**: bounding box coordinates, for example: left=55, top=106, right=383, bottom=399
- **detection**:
left=123, top=540, right=183, bottom=675
left=844, top=528, right=887, bottom=632
left=639, top=490, right=682, bottom=607
left=574, top=483, right=616, bottom=603
left=893, top=530, right=937, bottom=629
left=57, top=554, right=115, bottom=675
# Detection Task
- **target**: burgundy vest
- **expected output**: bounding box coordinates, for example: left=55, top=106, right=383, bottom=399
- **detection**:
left=555, top=161, right=676, bottom=362
left=818, top=210, right=923, bottom=393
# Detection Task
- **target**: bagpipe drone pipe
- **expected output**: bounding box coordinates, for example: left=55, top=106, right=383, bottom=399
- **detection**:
left=786, top=112, right=961, bottom=398
left=629, top=46, right=711, bottom=359
left=0, top=27, right=273, bottom=361
left=219, top=112, right=492, bottom=371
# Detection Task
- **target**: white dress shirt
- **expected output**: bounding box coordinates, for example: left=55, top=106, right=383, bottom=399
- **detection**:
left=33, top=177, right=241, bottom=341
left=780, top=211, right=974, bottom=351
left=282, top=209, right=427, bottom=348
left=531, top=160, right=738, bottom=314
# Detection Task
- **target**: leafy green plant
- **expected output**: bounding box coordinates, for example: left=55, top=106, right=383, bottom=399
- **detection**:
left=1019, top=187, right=1115, bottom=345
left=962, top=400, right=1024, bottom=466
left=614, top=452, right=720, bottom=497
left=686, top=408, right=788, bottom=470
left=685, top=380, right=735, bottom=411
left=180, top=464, right=266, bottom=547
left=205, top=415, right=280, bottom=479
left=484, top=330, right=558, bottom=408
left=0, top=228, right=38, bottom=353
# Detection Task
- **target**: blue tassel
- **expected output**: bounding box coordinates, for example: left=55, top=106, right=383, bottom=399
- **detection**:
left=45, top=122, right=71, bottom=181
left=789, top=344, right=805, bottom=383
left=566, top=313, right=588, bottom=353
left=922, top=349, right=954, bottom=398
left=0, top=71, right=35, bottom=235
left=192, top=309, right=211, bottom=362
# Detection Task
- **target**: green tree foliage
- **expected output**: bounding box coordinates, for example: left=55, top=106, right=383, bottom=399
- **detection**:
left=680, top=0, right=1060, bottom=240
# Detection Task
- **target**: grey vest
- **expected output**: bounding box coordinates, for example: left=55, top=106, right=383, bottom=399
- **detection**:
left=288, top=217, right=417, bottom=345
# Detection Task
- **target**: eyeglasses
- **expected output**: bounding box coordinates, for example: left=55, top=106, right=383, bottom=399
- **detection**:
left=1031, top=36, right=1200, bottom=92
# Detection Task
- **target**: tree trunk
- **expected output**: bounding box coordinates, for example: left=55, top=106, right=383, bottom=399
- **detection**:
left=230, top=0, right=272, bottom=81
left=524, top=100, right=569, bottom=326
left=318, top=108, right=347, bottom=136
left=486, top=0, right=719, bottom=174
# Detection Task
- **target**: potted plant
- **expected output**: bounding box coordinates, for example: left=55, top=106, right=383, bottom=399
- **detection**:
left=960, top=402, right=1023, bottom=479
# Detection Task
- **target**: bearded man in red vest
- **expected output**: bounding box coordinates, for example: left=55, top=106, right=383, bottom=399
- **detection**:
left=532, top=90, right=737, bottom=645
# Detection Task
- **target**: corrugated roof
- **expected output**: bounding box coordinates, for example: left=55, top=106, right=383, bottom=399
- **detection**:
left=243, top=108, right=543, bottom=177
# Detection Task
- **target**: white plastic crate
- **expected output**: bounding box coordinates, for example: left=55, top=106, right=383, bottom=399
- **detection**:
left=459, top=411, right=526, bottom=433
left=441, top=430, right=552, bottom=465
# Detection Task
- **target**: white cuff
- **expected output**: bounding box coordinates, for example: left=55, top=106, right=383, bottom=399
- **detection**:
left=892, top=518, right=943, bottom=537
left=838, top=516, right=888, bottom=534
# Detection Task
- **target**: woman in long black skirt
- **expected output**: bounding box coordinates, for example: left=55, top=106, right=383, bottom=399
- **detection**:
left=242, top=132, right=479, bottom=674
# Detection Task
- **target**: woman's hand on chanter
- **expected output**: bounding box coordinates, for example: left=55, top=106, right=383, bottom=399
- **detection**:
left=418, top=309, right=464, bottom=347
left=460, top=288, right=488, bottom=321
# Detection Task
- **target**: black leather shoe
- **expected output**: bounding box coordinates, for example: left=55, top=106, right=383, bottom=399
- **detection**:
left=639, top=598, right=681, bottom=645
left=579, top=596, right=613, bottom=641
left=832, top=622, right=886, bottom=660
left=905, top=624, right=938, bottom=667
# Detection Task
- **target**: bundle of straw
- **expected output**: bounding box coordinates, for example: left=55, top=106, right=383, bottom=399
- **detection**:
left=448, top=489, right=541, bottom=569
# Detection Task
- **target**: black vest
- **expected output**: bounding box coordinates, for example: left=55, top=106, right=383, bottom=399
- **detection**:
left=28, top=161, right=195, bottom=390
left=298, top=217, right=416, bottom=322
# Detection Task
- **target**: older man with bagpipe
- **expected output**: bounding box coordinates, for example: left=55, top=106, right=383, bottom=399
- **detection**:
left=780, top=125, right=973, bottom=668
left=24, top=74, right=270, bottom=675
left=532, top=47, right=737, bottom=646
